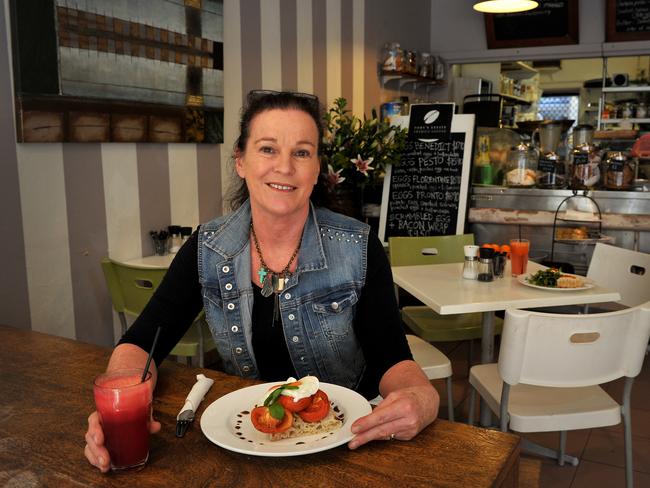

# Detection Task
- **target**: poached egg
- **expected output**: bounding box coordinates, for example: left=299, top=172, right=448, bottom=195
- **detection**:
left=259, top=375, right=320, bottom=405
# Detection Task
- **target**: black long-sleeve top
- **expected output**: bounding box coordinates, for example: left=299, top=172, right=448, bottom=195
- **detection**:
left=120, top=229, right=412, bottom=399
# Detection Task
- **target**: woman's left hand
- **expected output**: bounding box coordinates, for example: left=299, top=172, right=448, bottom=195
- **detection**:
left=347, top=361, right=439, bottom=449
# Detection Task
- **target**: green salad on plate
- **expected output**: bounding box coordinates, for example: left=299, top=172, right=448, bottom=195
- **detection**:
left=526, top=269, right=563, bottom=287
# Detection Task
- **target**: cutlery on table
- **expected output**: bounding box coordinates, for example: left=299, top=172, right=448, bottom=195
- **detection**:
left=176, top=373, right=214, bottom=437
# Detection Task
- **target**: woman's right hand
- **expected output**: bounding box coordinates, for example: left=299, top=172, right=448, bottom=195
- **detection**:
left=84, top=411, right=161, bottom=472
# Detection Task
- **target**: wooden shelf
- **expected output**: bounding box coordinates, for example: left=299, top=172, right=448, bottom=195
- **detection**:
left=601, top=86, right=650, bottom=93
left=499, top=93, right=532, bottom=105
left=501, top=61, right=538, bottom=80
left=600, top=118, right=650, bottom=124
left=380, top=70, right=445, bottom=88
left=594, top=130, right=639, bottom=139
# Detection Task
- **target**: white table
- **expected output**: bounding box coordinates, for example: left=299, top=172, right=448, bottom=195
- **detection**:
left=121, top=254, right=175, bottom=269
left=392, top=261, right=621, bottom=425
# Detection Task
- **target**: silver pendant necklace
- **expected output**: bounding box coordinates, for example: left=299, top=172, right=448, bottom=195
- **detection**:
left=250, top=222, right=302, bottom=323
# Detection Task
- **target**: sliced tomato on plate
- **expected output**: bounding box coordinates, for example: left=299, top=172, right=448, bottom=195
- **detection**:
left=278, top=394, right=312, bottom=412
left=250, top=406, right=293, bottom=433
left=297, top=389, right=330, bottom=423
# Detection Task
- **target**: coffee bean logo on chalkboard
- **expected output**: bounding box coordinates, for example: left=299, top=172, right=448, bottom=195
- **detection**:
left=424, top=110, right=440, bottom=124
left=408, top=104, right=454, bottom=142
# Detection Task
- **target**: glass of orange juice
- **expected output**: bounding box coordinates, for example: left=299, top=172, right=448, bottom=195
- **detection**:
left=509, top=239, right=530, bottom=277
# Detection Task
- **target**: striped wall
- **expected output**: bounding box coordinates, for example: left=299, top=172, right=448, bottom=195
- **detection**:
left=0, top=0, right=432, bottom=347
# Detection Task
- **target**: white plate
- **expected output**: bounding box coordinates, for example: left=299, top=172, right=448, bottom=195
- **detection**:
left=200, top=382, right=371, bottom=457
left=517, top=274, right=595, bottom=291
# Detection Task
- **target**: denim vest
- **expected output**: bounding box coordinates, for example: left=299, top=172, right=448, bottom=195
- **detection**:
left=198, top=201, right=370, bottom=390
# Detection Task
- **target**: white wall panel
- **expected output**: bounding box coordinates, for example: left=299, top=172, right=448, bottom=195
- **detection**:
left=296, top=0, right=314, bottom=94
left=260, top=0, right=282, bottom=90
left=102, top=143, right=141, bottom=344
left=102, top=143, right=141, bottom=261
left=168, top=144, right=200, bottom=229
left=221, top=0, right=243, bottom=212
left=17, top=144, right=75, bottom=339
left=326, top=0, right=342, bottom=106
left=352, top=0, right=364, bottom=117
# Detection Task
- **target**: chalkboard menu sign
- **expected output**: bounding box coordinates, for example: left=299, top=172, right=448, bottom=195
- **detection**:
left=378, top=110, right=474, bottom=242
left=606, top=0, right=650, bottom=42
left=484, top=0, right=579, bottom=49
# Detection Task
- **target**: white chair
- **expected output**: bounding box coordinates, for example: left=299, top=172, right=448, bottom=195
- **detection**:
left=371, top=334, right=455, bottom=422
left=468, top=303, right=650, bottom=488
left=586, top=243, right=650, bottom=309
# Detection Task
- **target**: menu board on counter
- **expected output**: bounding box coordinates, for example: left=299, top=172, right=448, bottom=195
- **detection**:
left=484, top=0, right=579, bottom=49
left=606, top=0, right=650, bottom=41
left=378, top=107, right=474, bottom=243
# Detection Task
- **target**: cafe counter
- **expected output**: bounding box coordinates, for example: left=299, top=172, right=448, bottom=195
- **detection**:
left=468, top=187, right=650, bottom=274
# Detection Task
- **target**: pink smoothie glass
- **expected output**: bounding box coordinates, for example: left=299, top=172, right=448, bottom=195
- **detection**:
left=93, top=369, right=153, bottom=471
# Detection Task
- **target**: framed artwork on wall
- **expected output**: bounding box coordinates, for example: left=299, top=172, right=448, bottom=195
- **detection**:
left=9, top=0, right=224, bottom=143
left=606, top=0, right=650, bottom=42
left=484, top=0, right=579, bottom=50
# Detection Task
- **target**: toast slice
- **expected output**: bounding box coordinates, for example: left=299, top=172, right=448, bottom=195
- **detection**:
left=269, top=408, right=343, bottom=441
left=557, top=275, right=585, bottom=288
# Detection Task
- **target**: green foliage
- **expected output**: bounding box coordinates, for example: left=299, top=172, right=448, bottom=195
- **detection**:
left=321, top=97, right=407, bottom=190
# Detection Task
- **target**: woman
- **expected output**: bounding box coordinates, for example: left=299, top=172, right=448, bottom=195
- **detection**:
left=85, top=91, right=439, bottom=472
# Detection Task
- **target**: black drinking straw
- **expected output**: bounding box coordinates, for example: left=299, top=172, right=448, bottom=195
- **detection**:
left=141, top=326, right=162, bottom=383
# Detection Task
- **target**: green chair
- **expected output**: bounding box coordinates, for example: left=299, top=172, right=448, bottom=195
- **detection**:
left=101, top=258, right=216, bottom=367
left=389, top=235, right=503, bottom=363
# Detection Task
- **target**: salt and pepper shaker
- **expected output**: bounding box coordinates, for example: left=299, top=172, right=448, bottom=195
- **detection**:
left=168, top=225, right=182, bottom=253
left=494, top=252, right=507, bottom=278
left=477, top=247, right=495, bottom=282
left=180, top=226, right=193, bottom=245
left=462, top=245, right=479, bottom=280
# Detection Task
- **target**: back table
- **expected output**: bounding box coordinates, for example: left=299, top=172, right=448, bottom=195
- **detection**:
left=0, top=325, right=520, bottom=488
left=391, top=261, right=621, bottom=364
left=391, top=260, right=621, bottom=426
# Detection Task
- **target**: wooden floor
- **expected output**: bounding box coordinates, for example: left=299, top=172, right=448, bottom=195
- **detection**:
left=431, top=340, right=650, bottom=488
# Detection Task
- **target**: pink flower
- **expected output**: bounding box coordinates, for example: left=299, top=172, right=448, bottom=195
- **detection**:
left=350, top=154, right=374, bottom=176
left=326, top=164, right=346, bottom=187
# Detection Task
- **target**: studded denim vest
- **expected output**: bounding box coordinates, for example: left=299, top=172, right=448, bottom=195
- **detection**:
left=198, top=200, right=370, bottom=390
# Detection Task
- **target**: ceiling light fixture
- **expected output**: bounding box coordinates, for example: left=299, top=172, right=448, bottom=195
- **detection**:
left=473, top=0, right=539, bottom=14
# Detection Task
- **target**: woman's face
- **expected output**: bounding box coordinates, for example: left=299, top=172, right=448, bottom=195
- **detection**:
left=236, top=108, right=320, bottom=220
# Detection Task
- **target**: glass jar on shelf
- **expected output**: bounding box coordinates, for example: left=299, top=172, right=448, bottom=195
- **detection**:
left=505, top=142, right=538, bottom=188
left=620, top=102, right=634, bottom=119
left=382, top=42, right=403, bottom=72
left=433, top=56, right=445, bottom=81
left=604, top=151, right=636, bottom=191
left=570, top=124, right=601, bottom=190
left=419, top=52, right=434, bottom=78
left=536, top=121, right=566, bottom=189
left=405, top=50, right=417, bottom=75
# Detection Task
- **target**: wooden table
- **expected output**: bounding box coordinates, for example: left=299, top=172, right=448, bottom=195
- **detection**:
left=0, top=325, right=520, bottom=487
left=119, top=254, right=175, bottom=269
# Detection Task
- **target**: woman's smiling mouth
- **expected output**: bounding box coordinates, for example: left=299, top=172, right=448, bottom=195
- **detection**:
left=268, top=183, right=296, bottom=191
